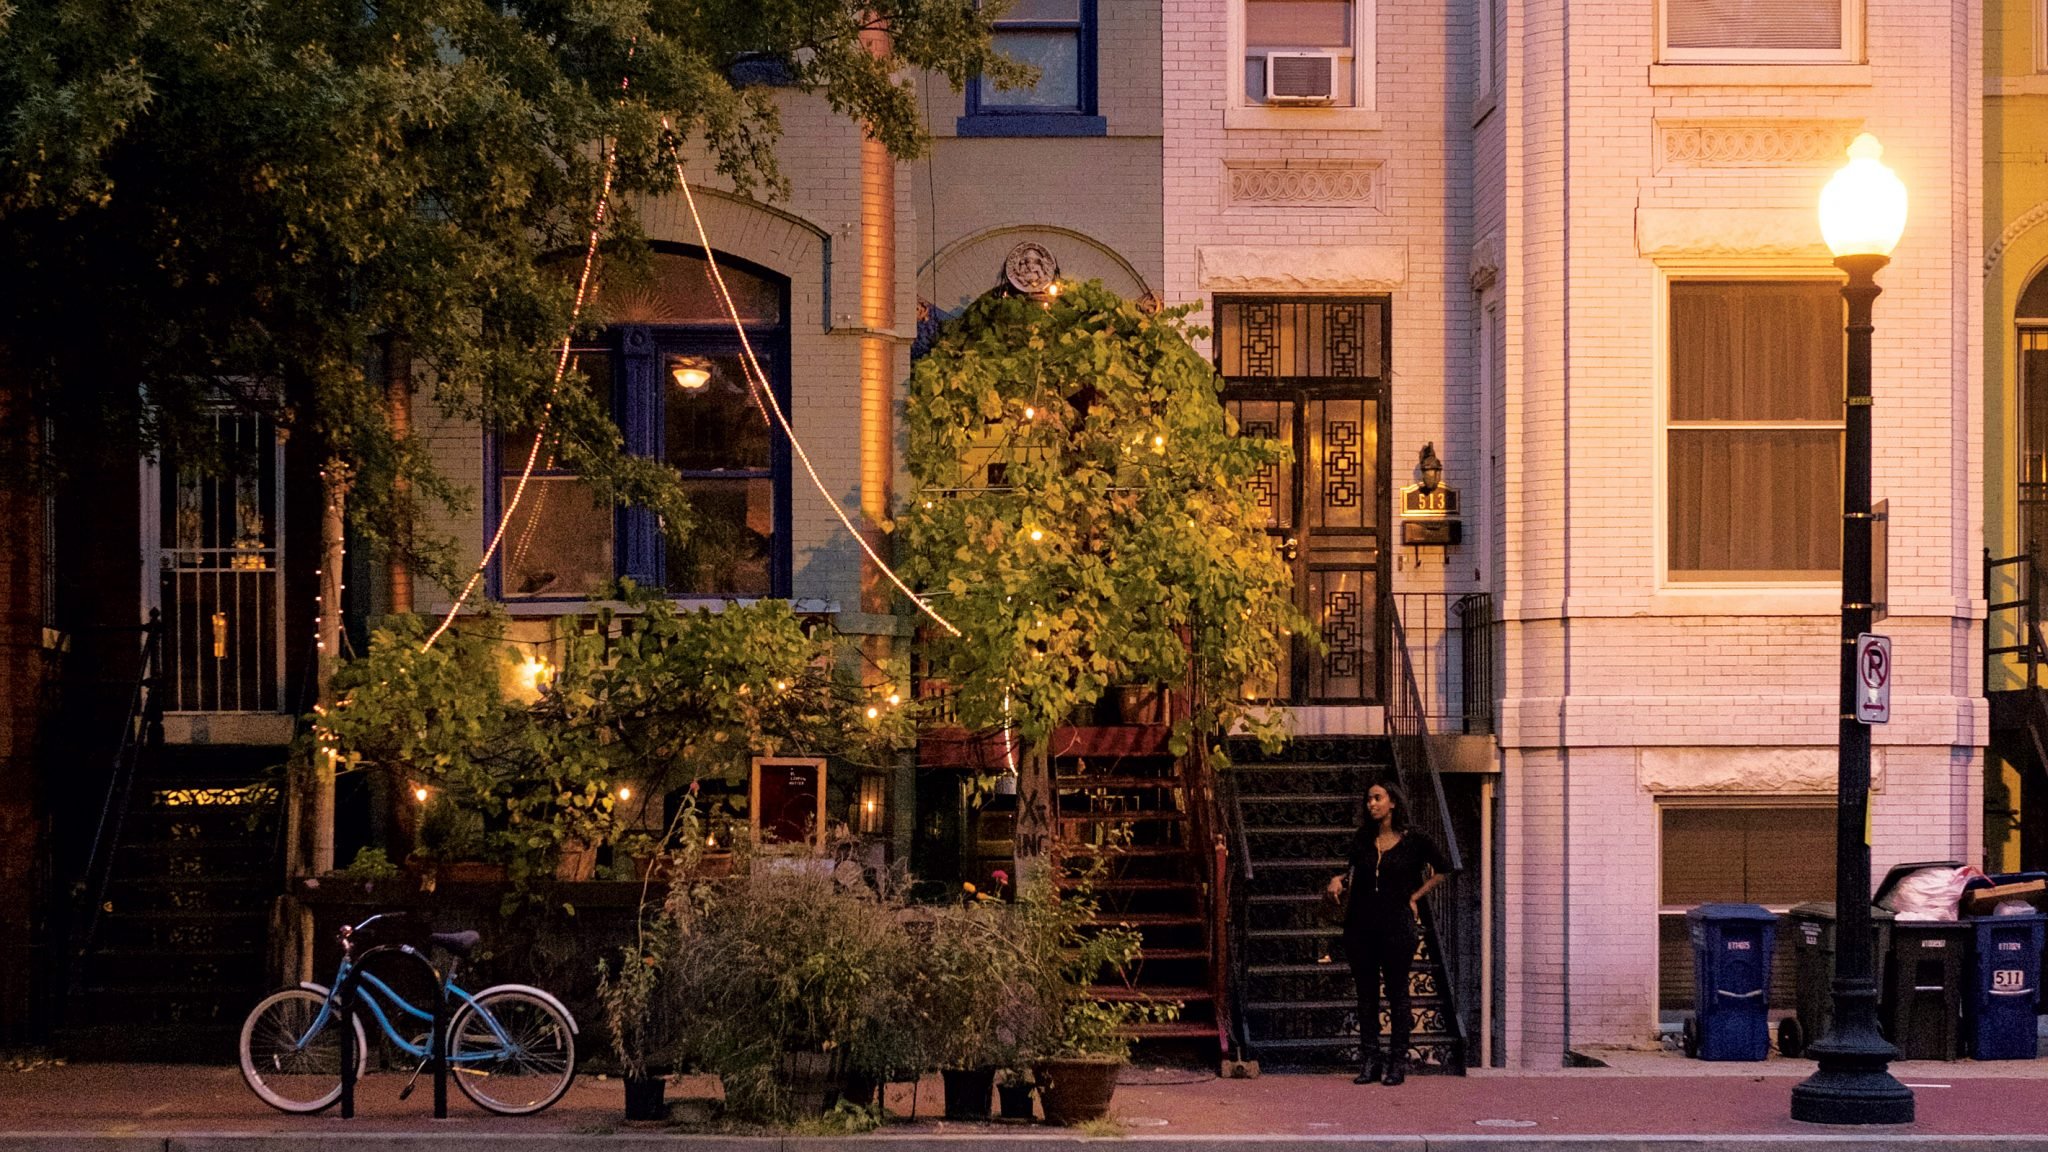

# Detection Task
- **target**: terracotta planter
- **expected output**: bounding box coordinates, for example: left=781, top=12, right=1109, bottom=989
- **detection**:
left=1112, top=683, right=1167, bottom=726
left=693, top=850, right=734, bottom=879
left=555, top=841, right=597, bottom=882
left=941, top=1066, right=995, bottom=1120
left=997, top=1081, right=1037, bottom=1121
left=1034, top=1057, right=1120, bottom=1125
left=440, top=860, right=509, bottom=884
left=622, top=1075, right=667, bottom=1121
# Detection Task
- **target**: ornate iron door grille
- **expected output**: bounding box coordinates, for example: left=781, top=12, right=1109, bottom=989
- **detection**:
left=1218, top=297, right=1392, bottom=705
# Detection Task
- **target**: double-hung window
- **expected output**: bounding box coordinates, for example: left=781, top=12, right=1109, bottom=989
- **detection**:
left=1666, top=280, right=1843, bottom=584
left=1658, top=0, right=1861, bottom=64
left=960, top=0, right=1104, bottom=136
left=1243, top=0, right=1361, bottom=107
left=494, top=247, right=791, bottom=602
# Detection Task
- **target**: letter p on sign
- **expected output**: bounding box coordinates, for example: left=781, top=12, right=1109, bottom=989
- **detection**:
left=1856, top=633, right=1891, bottom=724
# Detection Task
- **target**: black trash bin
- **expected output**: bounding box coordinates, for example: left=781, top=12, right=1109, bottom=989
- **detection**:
left=1883, top=921, right=1971, bottom=1060
left=1683, top=903, right=1776, bottom=1061
left=1779, top=901, right=1895, bottom=1059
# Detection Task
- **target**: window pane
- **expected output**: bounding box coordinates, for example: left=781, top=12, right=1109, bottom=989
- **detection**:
left=1666, top=0, right=1843, bottom=51
left=1218, top=300, right=1383, bottom=379
left=980, top=29, right=1081, bottom=108
left=501, top=477, right=614, bottom=598
left=1669, top=428, right=1841, bottom=579
left=1671, top=282, right=1839, bottom=422
left=1247, top=0, right=1353, bottom=47
left=601, top=251, right=781, bottom=326
left=503, top=352, right=609, bottom=466
left=669, top=478, right=773, bottom=596
left=664, top=352, right=770, bottom=471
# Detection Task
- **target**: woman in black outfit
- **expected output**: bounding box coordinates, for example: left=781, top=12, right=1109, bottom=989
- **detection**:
left=1326, top=780, right=1448, bottom=1085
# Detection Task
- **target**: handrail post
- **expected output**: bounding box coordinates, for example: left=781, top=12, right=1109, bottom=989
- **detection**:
left=339, top=967, right=357, bottom=1119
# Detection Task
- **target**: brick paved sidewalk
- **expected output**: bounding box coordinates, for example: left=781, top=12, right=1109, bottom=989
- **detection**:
left=7, top=1054, right=2048, bottom=1149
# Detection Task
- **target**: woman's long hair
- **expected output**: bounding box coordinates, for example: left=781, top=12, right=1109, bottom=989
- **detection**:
left=1370, top=778, right=1411, bottom=832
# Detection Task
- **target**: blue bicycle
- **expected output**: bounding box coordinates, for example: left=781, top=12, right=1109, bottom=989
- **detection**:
left=238, top=913, right=578, bottom=1115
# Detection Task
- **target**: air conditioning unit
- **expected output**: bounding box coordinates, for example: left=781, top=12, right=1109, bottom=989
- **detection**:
left=1264, top=52, right=1338, bottom=104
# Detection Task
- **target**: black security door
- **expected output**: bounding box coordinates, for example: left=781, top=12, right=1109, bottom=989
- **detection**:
left=1218, top=297, right=1391, bottom=704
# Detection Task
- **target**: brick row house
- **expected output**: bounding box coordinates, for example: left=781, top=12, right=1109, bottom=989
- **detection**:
left=2, top=0, right=2031, bottom=1074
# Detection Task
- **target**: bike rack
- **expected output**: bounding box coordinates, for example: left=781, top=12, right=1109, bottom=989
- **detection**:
left=336, top=943, right=450, bottom=1119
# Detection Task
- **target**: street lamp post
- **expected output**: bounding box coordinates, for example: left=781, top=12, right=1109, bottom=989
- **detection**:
left=1790, top=133, right=1913, bottom=1127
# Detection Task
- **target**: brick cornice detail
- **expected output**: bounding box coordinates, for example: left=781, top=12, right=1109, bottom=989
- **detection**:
left=1655, top=118, right=1862, bottom=169
left=1223, top=158, right=1383, bottom=209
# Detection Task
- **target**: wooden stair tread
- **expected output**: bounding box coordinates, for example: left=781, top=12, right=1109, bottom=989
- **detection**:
left=1059, top=844, right=1191, bottom=857
left=1057, top=775, right=1184, bottom=789
left=1133, top=947, right=1209, bottom=960
left=1245, top=824, right=1353, bottom=835
left=1095, top=912, right=1203, bottom=926
left=1121, top=1021, right=1222, bottom=1039
left=1058, top=877, right=1199, bottom=890
left=1093, top=985, right=1212, bottom=1002
left=1060, top=811, right=1187, bottom=822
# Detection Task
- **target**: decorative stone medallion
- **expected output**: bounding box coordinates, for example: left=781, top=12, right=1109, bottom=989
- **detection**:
left=1002, top=241, right=1060, bottom=296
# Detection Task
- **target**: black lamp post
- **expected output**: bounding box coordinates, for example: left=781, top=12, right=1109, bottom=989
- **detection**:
left=1790, top=133, right=1913, bottom=1127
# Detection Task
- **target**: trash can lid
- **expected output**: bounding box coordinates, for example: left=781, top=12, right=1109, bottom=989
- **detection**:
left=1787, top=900, right=1896, bottom=922
left=1873, top=860, right=1965, bottom=908
left=1687, top=902, right=1777, bottom=923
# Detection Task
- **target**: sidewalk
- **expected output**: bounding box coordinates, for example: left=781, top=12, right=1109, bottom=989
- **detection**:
left=9, top=1052, right=2048, bottom=1150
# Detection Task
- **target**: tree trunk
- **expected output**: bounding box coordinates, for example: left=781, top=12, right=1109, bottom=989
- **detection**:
left=310, top=460, right=348, bottom=876
left=1013, top=740, right=1052, bottom=892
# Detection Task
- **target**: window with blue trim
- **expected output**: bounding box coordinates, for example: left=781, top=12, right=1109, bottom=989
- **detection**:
left=959, top=0, right=1105, bottom=137
left=493, top=247, right=792, bottom=601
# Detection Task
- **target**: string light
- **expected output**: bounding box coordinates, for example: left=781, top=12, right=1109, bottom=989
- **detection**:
left=668, top=138, right=959, bottom=638
left=1029, top=528, right=1044, bottom=542
left=617, top=786, right=632, bottom=802
left=1023, top=406, right=1035, bottom=420
left=413, top=785, right=429, bottom=803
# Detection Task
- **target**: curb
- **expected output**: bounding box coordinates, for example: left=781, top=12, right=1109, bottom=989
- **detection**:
left=11, top=1135, right=2048, bottom=1152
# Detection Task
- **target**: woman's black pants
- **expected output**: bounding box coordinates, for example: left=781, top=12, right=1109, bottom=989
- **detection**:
left=1345, top=922, right=1417, bottom=1064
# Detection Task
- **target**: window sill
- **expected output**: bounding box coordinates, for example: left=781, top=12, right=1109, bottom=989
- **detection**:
left=1225, top=105, right=1383, bottom=133
left=955, top=113, right=1107, bottom=138
left=1648, top=63, right=1870, bottom=88
left=1989, top=75, right=2048, bottom=97
left=1648, top=584, right=1840, bottom=617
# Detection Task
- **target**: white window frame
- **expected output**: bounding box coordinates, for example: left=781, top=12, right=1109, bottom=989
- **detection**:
left=1225, top=0, right=1380, bottom=131
left=1656, top=0, right=1862, bottom=65
left=1653, top=264, right=1846, bottom=599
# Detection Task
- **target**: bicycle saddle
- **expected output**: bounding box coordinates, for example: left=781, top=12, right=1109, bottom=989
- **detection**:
left=429, top=930, right=480, bottom=957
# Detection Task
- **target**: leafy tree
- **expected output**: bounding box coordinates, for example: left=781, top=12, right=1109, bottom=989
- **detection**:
left=897, top=281, right=1306, bottom=876
left=0, top=0, right=1020, bottom=580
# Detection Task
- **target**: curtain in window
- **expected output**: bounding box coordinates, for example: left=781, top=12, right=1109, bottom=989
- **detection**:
left=1668, top=281, right=1842, bottom=580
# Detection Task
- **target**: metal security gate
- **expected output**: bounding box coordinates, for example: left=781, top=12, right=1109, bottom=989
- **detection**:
left=1219, top=297, right=1392, bottom=704
left=155, top=412, right=285, bottom=713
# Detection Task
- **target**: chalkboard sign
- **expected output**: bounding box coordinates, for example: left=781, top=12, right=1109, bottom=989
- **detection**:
left=752, top=756, right=828, bottom=848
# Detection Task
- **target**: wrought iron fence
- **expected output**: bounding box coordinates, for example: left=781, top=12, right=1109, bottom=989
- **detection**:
left=1390, top=592, right=1495, bottom=736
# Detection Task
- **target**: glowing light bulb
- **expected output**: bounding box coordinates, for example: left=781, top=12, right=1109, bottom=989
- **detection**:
left=887, top=692, right=901, bottom=706
left=414, top=786, right=429, bottom=803
left=1029, top=528, right=1044, bottom=542
left=866, top=706, right=880, bottom=719
left=617, top=786, right=632, bottom=802
left=1024, top=406, right=1036, bottom=420
left=1153, top=434, right=1165, bottom=450
left=775, top=680, right=789, bottom=691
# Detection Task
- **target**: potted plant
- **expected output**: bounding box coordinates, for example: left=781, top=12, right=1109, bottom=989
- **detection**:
left=1009, top=872, right=1176, bottom=1126
left=596, top=925, right=681, bottom=1121
left=996, top=1068, right=1036, bottom=1121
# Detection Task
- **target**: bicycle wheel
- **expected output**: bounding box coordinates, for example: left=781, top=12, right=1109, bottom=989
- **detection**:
left=447, top=988, right=576, bottom=1115
left=239, top=986, right=370, bottom=1113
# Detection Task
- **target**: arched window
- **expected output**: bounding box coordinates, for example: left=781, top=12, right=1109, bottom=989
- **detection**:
left=2020, top=266, right=2048, bottom=562
left=493, top=246, right=791, bottom=600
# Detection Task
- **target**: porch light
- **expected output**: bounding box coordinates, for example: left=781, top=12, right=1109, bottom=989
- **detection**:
left=668, top=355, right=713, bottom=390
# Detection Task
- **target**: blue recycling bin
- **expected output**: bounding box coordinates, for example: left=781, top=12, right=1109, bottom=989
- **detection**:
left=1685, top=903, right=1777, bottom=1061
left=1969, top=913, right=2047, bottom=1060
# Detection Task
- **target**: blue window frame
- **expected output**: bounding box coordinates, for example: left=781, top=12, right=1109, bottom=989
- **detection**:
left=958, top=0, right=1105, bottom=137
left=489, top=248, right=792, bottom=602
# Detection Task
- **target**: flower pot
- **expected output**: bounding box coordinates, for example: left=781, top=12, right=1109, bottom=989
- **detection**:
left=622, top=1075, right=668, bottom=1121
left=775, top=1048, right=847, bottom=1117
left=633, top=853, right=676, bottom=883
left=941, top=1066, right=995, bottom=1120
left=440, top=860, right=508, bottom=884
left=840, top=1070, right=880, bottom=1109
left=1112, top=683, right=1167, bottom=726
left=555, top=840, right=597, bottom=882
left=692, top=849, right=734, bottom=879
left=1034, top=1057, right=1120, bottom=1125
left=997, top=1081, right=1037, bottom=1121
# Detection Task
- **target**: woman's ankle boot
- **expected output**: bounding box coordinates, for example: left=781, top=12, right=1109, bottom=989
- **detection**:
left=1353, top=1050, right=1383, bottom=1085
left=1381, top=1058, right=1407, bottom=1086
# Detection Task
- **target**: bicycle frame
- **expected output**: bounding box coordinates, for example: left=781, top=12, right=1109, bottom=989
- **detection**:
left=309, top=958, right=513, bottom=1064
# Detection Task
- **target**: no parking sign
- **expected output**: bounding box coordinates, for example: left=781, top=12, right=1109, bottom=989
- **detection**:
left=1855, top=633, right=1890, bottom=724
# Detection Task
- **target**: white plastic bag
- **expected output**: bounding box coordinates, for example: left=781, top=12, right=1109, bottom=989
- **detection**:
left=1878, top=865, right=1983, bottom=921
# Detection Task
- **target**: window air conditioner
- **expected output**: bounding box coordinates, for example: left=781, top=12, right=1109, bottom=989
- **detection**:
left=1264, top=52, right=1337, bottom=104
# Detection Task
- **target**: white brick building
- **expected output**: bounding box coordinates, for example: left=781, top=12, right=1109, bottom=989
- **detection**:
left=1164, top=0, right=1983, bottom=1065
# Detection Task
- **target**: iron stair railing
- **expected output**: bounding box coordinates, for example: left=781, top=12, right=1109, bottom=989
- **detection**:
left=72, top=610, right=165, bottom=983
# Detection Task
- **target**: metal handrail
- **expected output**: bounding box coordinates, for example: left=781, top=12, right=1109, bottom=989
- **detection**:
left=75, top=610, right=164, bottom=970
left=1986, top=549, right=2048, bottom=694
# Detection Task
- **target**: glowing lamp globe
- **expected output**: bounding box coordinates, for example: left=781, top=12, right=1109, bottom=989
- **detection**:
left=1818, top=134, right=1908, bottom=260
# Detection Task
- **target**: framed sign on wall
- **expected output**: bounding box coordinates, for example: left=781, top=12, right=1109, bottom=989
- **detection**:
left=751, top=756, right=828, bottom=848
